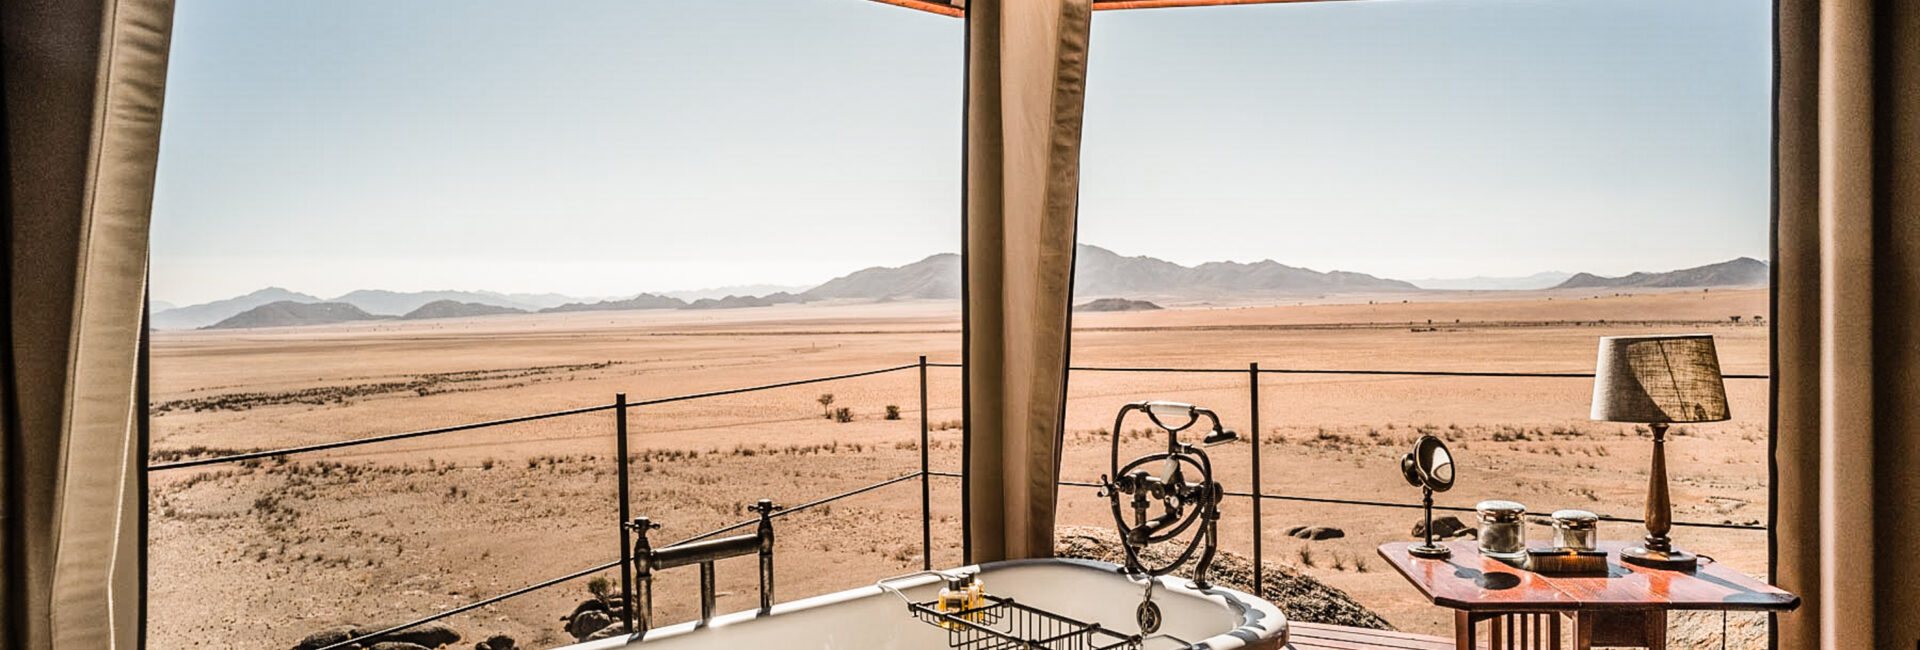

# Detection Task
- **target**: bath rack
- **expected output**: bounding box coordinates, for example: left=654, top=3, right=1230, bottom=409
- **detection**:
left=906, top=594, right=1141, bottom=650
left=877, top=571, right=1143, bottom=650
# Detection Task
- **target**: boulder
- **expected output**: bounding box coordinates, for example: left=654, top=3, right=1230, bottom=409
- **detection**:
left=476, top=634, right=516, bottom=650
left=294, top=624, right=362, bottom=650
left=1288, top=526, right=1345, bottom=540
left=584, top=621, right=632, bottom=641
left=1413, top=516, right=1469, bottom=540
left=381, top=622, right=460, bottom=649
left=566, top=598, right=608, bottom=620
left=567, top=610, right=614, bottom=641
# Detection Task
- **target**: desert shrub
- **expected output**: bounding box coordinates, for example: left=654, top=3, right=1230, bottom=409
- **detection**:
left=1296, top=545, right=1315, bottom=567
left=587, top=575, right=612, bottom=602
left=885, top=405, right=901, bottom=420
left=817, top=393, right=835, bottom=419
left=834, top=407, right=854, bottom=423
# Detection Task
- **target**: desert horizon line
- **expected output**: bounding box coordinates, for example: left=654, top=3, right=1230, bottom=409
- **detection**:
left=153, top=244, right=1769, bottom=309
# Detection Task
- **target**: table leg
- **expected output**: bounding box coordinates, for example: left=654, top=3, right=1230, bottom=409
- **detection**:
left=1456, top=610, right=1477, bottom=650
left=1574, top=610, right=1666, bottom=649
left=1642, top=610, right=1666, bottom=650
left=1571, top=612, right=1594, bottom=650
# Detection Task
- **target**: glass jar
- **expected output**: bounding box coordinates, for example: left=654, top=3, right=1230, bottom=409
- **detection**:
left=1476, top=500, right=1528, bottom=560
left=1551, top=509, right=1599, bottom=551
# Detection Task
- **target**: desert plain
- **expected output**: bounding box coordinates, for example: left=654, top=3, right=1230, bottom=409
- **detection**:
left=147, top=287, right=1773, bottom=649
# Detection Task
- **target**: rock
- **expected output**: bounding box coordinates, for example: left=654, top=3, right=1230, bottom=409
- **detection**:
left=476, top=634, right=515, bottom=650
left=367, top=643, right=428, bottom=650
left=584, top=621, right=632, bottom=641
left=1413, top=516, right=1468, bottom=540
left=1054, top=526, right=1392, bottom=631
left=381, top=622, right=460, bottom=649
left=294, top=624, right=363, bottom=650
left=1288, top=526, right=1345, bottom=540
left=566, top=598, right=608, bottom=620
left=567, top=610, right=614, bottom=641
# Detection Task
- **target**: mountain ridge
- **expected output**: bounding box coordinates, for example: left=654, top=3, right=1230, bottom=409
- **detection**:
left=1551, top=257, right=1768, bottom=290
left=158, top=249, right=1769, bottom=330
left=401, top=300, right=527, bottom=320
left=204, top=301, right=384, bottom=330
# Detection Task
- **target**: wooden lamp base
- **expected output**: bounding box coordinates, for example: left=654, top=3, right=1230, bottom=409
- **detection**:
left=1626, top=423, right=1699, bottom=571
left=1621, top=544, right=1698, bottom=571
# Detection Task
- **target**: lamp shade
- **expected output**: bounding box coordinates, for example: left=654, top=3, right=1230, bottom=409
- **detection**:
left=1590, top=334, right=1730, bottom=423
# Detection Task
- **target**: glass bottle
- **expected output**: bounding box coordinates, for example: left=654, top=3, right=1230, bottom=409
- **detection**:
left=1551, top=509, right=1599, bottom=551
left=937, top=576, right=971, bottom=629
left=1476, top=500, right=1528, bottom=560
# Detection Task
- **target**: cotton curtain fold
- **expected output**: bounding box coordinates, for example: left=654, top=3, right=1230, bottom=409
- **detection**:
left=1772, top=1, right=1920, bottom=649
left=3, top=0, right=175, bottom=649
left=963, top=0, right=1094, bottom=562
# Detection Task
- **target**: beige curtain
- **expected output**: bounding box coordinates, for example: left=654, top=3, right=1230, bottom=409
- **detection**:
left=1773, top=1, right=1919, bottom=649
left=963, top=0, right=1093, bottom=562
left=3, top=1, right=175, bottom=649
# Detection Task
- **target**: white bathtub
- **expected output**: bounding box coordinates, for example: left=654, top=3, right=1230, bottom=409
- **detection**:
left=560, top=558, right=1287, bottom=650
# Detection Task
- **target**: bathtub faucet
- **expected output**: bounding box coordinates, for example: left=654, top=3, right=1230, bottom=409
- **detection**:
left=1100, top=401, right=1232, bottom=590
left=624, top=499, right=783, bottom=638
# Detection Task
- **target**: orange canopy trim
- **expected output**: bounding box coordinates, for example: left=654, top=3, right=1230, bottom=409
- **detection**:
left=866, top=0, right=1350, bottom=18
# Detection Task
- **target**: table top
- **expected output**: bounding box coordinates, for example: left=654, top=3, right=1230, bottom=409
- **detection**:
left=1376, top=540, right=1800, bottom=613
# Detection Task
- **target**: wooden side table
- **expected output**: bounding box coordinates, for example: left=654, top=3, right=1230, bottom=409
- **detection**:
left=1377, top=540, right=1798, bottom=650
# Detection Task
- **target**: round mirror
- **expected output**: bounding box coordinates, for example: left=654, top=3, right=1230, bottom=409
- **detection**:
left=1411, top=435, right=1455, bottom=492
left=1399, top=454, right=1421, bottom=487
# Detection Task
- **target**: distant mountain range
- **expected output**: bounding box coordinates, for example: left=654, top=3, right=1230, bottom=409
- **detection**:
left=1076, top=298, right=1163, bottom=312
left=152, top=287, right=324, bottom=330
left=156, top=247, right=1769, bottom=330
left=1551, top=257, right=1768, bottom=290
left=541, top=293, right=687, bottom=313
left=661, top=284, right=812, bottom=302
left=205, top=301, right=380, bottom=330
left=401, top=300, right=526, bottom=320
left=795, top=245, right=1419, bottom=302
left=1409, top=272, right=1575, bottom=291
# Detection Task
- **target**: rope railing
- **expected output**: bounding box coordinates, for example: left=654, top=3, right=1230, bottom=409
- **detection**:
left=315, top=471, right=929, bottom=650
left=147, top=364, right=920, bottom=472
left=927, top=360, right=1767, bottom=380
left=154, top=356, right=1772, bottom=650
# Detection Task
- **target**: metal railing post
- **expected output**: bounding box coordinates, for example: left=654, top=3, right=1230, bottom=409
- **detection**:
left=920, top=355, right=932, bottom=571
left=1249, top=363, right=1263, bottom=591
left=615, top=393, right=635, bottom=630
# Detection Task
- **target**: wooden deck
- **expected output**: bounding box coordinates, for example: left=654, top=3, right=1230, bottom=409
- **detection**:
left=1286, top=622, right=1453, bottom=650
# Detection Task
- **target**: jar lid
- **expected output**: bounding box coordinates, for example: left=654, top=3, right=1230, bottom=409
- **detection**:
left=1551, top=509, right=1599, bottom=528
left=1475, top=500, right=1527, bottom=521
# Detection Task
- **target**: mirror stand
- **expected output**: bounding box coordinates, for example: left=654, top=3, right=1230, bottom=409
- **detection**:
left=1408, top=488, right=1451, bottom=559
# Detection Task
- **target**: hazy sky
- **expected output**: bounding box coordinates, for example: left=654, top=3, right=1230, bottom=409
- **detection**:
left=151, top=0, right=1769, bottom=305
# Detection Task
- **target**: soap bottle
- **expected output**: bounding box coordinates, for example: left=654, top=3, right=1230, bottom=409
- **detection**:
left=937, top=576, right=971, bottom=629
left=963, top=576, right=986, bottom=622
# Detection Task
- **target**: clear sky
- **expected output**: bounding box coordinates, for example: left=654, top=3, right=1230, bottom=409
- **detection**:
left=150, top=0, right=1769, bottom=305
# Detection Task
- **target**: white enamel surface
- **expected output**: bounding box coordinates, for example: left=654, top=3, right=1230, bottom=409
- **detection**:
left=558, top=559, right=1286, bottom=650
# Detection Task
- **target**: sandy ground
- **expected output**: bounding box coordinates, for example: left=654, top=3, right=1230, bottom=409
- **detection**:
left=147, top=288, right=1773, bottom=649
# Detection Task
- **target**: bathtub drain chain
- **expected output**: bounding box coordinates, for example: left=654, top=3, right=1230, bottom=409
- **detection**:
left=1135, top=582, right=1162, bottom=635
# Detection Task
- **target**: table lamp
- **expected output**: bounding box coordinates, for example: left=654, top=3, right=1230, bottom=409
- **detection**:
left=1590, top=334, right=1729, bottom=570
